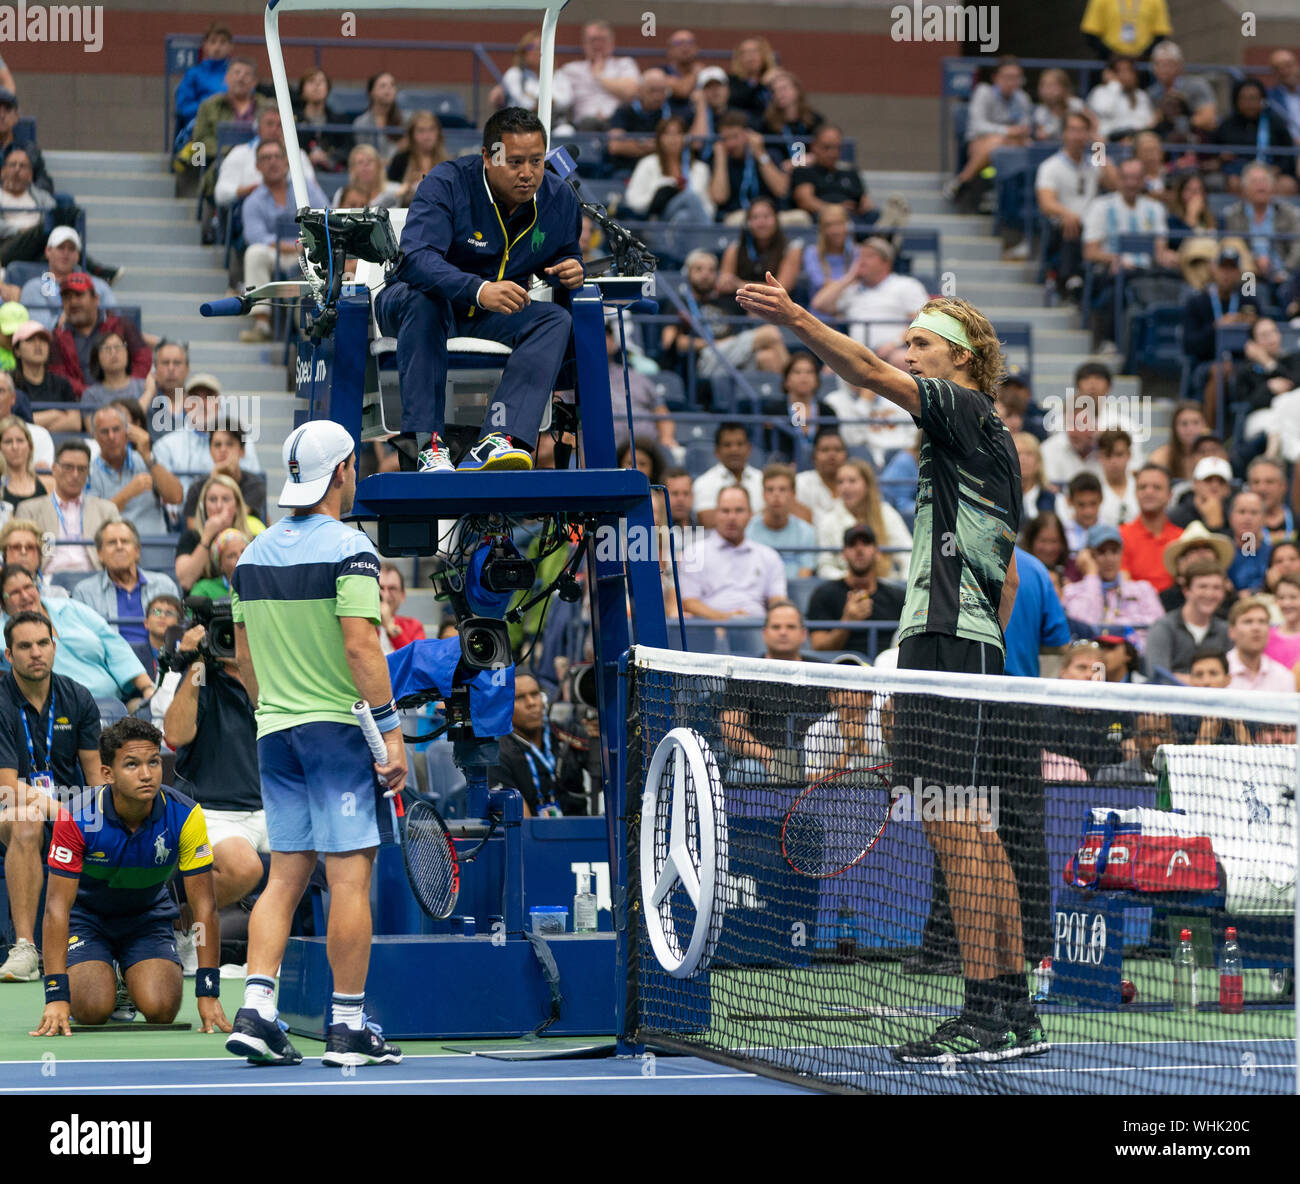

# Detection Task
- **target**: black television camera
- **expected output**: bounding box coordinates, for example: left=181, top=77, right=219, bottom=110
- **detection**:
left=158, top=596, right=236, bottom=674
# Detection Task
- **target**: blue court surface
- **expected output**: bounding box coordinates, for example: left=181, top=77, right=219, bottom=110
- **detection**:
left=0, top=1051, right=810, bottom=1095
left=723, top=1037, right=1295, bottom=1095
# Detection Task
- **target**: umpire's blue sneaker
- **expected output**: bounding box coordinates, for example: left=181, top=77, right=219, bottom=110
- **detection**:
left=457, top=432, right=532, bottom=472
left=225, top=1008, right=303, bottom=1066
left=321, top=1018, right=403, bottom=1067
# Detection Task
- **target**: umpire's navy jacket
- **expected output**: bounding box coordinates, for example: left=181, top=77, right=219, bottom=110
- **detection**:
left=391, top=154, right=583, bottom=309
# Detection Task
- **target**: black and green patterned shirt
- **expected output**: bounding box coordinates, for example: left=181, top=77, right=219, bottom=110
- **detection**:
left=898, top=376, right=1021, bottom=653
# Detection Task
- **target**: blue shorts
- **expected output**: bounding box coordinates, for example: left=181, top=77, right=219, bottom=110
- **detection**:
left=66, top=909, right=179, bottom=971
left=258, top=720, right=396, bottom=854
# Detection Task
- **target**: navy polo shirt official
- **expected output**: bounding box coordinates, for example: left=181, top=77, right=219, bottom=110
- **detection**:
left=173, top=665, right=261, bottom=813
left=0, top=671, right=101, bottom=795
left=391, top=154, right=582, bottom=310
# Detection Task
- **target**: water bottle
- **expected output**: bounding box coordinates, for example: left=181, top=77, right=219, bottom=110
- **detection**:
left=1032, top=956, right=1054, bottom=1003
left=573, top=870, right=597, bottom=933
left=1218, top=926, right=1243, bottom=1014
left=1173, top=927, right=1198, bottom=1014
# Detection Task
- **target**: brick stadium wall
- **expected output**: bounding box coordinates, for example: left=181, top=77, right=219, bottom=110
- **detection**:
left=6, top=0, right=1300, bottom=168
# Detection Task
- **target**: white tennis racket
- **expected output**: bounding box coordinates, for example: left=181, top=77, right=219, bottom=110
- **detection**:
left=353, top=700, right=397, bottom=796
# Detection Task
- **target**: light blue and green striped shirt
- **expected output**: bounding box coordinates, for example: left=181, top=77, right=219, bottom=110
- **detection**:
left=230, top=513, right=381, bottom=738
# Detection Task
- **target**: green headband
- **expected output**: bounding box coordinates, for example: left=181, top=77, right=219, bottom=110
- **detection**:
left=908, top=310, right=977, bottom=353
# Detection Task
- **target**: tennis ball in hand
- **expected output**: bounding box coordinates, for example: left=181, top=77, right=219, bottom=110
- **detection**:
left=1121, top=979, right=1137, bottom=1004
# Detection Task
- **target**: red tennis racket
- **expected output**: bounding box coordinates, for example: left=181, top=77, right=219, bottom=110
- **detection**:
left=780, top=763, right=894, bottom=879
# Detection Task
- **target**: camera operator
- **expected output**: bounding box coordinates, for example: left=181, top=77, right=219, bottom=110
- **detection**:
left=489, top=673, right=600, bottom=817
left=161, top=614, right=264, bottom=973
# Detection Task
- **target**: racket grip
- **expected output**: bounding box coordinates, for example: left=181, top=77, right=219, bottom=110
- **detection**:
left=352, top=699, right=391, bottom=765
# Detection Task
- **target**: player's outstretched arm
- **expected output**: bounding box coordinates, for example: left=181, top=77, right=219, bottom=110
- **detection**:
left=31, top=875, right=77, bottom=1037
left=736, top=272, right=920, bottom=417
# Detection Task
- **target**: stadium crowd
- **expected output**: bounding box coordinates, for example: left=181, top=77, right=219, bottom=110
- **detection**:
left=0, top=18, right=1297, bottom=999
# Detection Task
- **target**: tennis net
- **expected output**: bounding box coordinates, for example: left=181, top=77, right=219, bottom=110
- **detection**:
left=622, top=646, right=1299, bottom=1095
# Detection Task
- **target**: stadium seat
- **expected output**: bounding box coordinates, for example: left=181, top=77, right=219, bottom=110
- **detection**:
left=1125, top=303, right=1183, bottom=376
left=894, top=229, right=942, bottom=284
left=684, top=438, right=716, bottom=477
left=736, top=375, right=781, bottom=414
left=951, top=102, right=969, bottom=175
left=577, top=175, right=627, bottom=212
left=48, top=571, right=84, bottom=592
left=724, top=623, right=765, bottom=656
left=397, top=90, right=469, bottom=127
left=568, top=130, right=610, bottom=178
left=707, top=372, right=736, bottom=413
left=650, top=370, right=686, bottom=411
left=999, top=321, right=1034, bottom=379
left=443, top=127, right=482, bottom=157
left=114, top=305, right=143, bottom=335
left=786, top=576, right=818, bottom=617
left=1209, top=192, right=1236, bottom=221
left=95, top=698, right=127, bottom=725
left=327, top=85, right=369, bottom=120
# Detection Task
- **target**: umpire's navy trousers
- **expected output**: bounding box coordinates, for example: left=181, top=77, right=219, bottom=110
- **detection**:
left=375, top=280, right=571, bottom=446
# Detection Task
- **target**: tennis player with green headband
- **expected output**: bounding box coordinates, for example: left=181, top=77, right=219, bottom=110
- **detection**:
left=737, top=275, right=1046, bottom=1064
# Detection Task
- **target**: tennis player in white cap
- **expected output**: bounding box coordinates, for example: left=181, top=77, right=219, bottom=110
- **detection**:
left=224, top=419, right=406, bottom=1068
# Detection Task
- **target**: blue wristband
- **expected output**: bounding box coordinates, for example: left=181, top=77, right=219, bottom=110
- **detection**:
left=196, top=967, right=220, bottom=998
left=372, top=699, right=401, bottom=733
left=44, top=974, right=70, bottom=1004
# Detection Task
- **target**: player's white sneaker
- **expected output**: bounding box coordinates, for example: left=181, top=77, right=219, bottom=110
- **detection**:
left=111, top=967, right=136, bottom=1022
left=0, top=938, right=39, bottom=982
left=177, top=926, right=199, bottom=977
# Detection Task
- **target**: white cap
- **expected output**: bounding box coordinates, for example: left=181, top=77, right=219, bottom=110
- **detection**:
left=279, top=420, right=355, bottom=508
left=1192, top=456, right=1232, bottom=483
left=46, top=225, right=82, bottom=251
left=697, top=66, right=728, bottom=88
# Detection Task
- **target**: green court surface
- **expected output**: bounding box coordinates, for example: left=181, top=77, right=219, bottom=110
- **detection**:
left=638, top=957, right=1296, bottom=1094
left=0, top=978, right=607, bottom=1064
left=2, top=960, right=1292, bottom=1095
left=696, top=960, right=1294, bottom=1048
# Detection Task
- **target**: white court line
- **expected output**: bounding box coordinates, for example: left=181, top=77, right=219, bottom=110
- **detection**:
left=0, top=1070, right=761, bottom=1093
left=728, top=1037, right=1295, bottom=1056
left=840, top=1062, right=1294, bottom=1079
left=0, top=1052, right=464, bottom=1066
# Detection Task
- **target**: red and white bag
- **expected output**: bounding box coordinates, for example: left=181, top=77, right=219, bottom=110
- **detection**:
left=1065, top=807, right=1218, bottom=893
